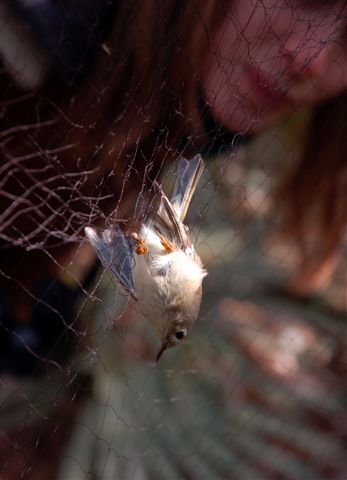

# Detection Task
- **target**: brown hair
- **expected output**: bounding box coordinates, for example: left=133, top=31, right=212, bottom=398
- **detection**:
left=0, top=1, right=222, bottom=234
left=276, top=93, right=347, bottom=294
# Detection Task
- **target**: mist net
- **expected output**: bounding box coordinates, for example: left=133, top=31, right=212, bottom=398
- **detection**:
left=0, top=1, right=347, bottom=479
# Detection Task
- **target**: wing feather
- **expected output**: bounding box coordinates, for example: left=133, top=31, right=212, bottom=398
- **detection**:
left=85, top=226, right=137, bottom=300
left=171, top=154, right=204, bottom=222
left=152, top=181, right=191, bottom=248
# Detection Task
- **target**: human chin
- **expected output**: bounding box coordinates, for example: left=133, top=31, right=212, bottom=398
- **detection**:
left=205, top=85, right=284, bottom=134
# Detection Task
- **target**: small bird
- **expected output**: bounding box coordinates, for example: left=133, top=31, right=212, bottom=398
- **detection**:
left=85, top=154, right=207, bottom=361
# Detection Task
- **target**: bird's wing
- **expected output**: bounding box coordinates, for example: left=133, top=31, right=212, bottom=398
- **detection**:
left=152, top=181, right=191, bottom=248
left=85, top=226, right=137, bottom=300
left=171, top=154, right=204, bottom=222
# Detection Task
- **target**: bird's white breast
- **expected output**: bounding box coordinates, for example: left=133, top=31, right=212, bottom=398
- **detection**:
left=131, top=225, right=205, bottom=328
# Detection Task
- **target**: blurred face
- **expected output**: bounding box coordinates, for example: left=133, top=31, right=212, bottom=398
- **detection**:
left=202, top=0, right=347, bottom=132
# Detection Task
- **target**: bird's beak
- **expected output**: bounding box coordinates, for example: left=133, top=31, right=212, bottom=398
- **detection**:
left=156, top=343, right=167, bottom=362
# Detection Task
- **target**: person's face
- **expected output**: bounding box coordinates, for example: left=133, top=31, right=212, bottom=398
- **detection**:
left=202, top=0, right=347, bottom=132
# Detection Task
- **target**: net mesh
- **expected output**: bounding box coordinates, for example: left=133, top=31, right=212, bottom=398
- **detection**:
left=0, top=1, right=347, bottom=479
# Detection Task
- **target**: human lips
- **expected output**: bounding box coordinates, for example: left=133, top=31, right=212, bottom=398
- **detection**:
left=244, top=65, right=293, bottom=107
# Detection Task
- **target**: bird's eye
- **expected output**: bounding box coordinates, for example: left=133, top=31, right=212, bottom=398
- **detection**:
left=175, top=329, right=187, bottom=341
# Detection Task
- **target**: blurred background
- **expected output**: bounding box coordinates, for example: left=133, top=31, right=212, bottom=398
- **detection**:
left=2, top=116, right=346, bottom=479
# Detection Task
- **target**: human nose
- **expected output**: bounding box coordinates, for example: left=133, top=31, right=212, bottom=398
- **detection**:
left=280, top=17, right=344, bottom=80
